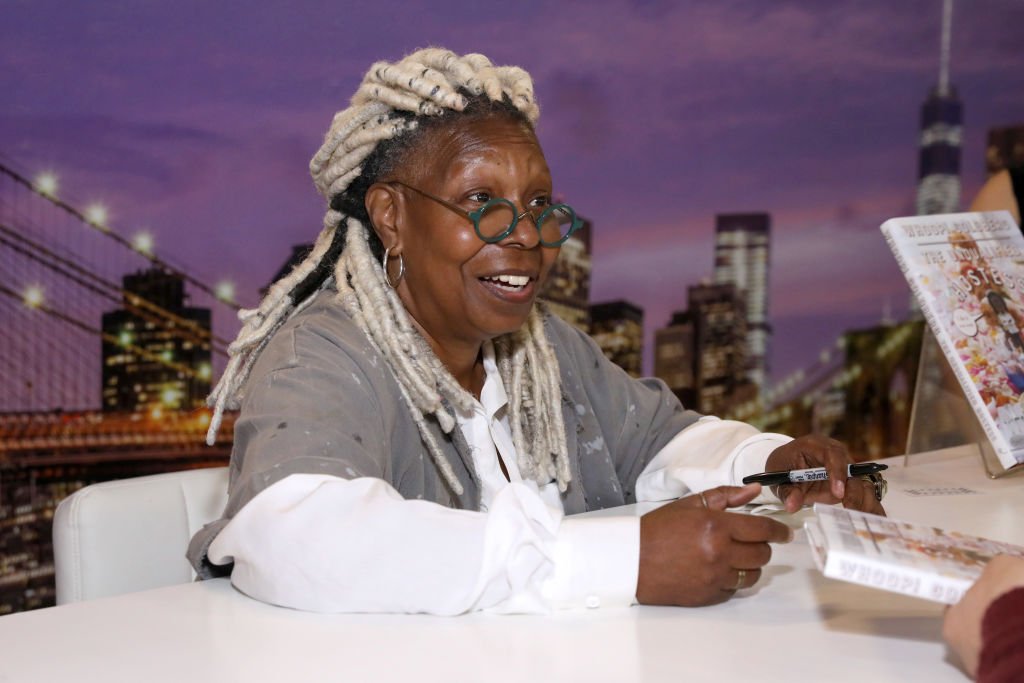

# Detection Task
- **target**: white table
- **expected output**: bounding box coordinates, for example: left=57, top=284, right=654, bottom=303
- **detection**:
left=1, top=446, right=1021, bottom=682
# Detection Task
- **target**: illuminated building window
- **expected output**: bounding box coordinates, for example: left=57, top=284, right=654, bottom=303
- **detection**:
left=101, top=267, right=212, bottom=413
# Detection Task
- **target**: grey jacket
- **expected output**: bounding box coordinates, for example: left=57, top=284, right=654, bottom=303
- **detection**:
left=188, top=288, right=702, bottom=577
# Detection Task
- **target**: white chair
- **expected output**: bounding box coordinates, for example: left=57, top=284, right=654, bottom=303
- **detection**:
left=53, top=467, right=229, bottom=604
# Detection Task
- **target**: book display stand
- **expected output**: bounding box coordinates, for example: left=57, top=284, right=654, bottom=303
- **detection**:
left=906, top=327, right=1024, bottom=479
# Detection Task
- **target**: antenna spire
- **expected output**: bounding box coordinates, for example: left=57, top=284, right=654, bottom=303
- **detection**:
left=939, top=0, right=953, bottom=95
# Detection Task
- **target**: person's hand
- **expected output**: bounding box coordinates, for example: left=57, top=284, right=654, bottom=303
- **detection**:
left=764, top=435, right=885, bottom=515
left=943, top=555, right=1024, bottom=677
left=636, top=483, right=792, bottom=607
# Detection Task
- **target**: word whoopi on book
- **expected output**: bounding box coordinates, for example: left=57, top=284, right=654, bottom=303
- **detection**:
left=881, top=211, right=1024, bottom=472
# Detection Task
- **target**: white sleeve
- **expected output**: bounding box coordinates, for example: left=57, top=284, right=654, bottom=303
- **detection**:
left=634, top=416, right=791, bottom=503
left=208, top=473, right=639, bottom=615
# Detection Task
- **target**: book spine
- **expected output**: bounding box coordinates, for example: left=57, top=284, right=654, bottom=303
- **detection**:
left=880, top=225, right=1012, bottom=463
left=822, top=548, right=971, bottom=604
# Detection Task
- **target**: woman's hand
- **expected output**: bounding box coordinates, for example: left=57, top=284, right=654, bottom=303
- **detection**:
left=765, top=435, right=885, bottom=514
left=637, top=483, right=792, bottom=606
left=943, top=555, right=1024, bottom=677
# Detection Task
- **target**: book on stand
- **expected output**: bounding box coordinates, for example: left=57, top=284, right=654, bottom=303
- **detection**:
left=805, top=503, right=1024, bottom=604
left=881, top=211, right=1024, bottom=473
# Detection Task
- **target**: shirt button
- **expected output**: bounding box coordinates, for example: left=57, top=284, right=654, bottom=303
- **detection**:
left=585, top=595, right=601, bottom=609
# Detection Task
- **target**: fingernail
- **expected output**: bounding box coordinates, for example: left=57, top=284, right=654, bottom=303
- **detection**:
left=835, top=480, right=845, bottom=498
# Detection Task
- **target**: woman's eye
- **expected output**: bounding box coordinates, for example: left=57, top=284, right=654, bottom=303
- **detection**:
left=530, top=195, right=551, bottom=209
left=467, top=191, right=491, bottom=204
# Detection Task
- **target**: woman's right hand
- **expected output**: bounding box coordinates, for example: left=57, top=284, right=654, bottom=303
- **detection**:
left=636, top=484, right=792, bottom=606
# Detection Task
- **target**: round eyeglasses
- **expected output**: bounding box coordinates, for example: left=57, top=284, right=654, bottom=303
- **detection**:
left=389, top=180, right=582, bottom=247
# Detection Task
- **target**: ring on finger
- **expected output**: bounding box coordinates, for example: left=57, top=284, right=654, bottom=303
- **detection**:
left=734, top=568, right=746, bottom=591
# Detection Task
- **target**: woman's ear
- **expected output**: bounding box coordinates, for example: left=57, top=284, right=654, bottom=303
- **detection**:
left=365, top=183, right=402, bottom=252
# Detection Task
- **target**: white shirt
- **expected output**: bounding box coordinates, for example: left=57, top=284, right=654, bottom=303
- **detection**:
left=209, top=343, right=789, bottom=614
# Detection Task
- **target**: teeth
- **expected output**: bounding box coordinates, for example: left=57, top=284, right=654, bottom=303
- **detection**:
left=486, top=274, right=529, bottom=287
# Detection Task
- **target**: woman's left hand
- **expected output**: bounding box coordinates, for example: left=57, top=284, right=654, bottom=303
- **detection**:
left=764, top=435, right=885, bottom=515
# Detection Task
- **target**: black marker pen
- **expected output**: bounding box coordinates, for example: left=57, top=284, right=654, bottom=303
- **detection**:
left=742, top=462, right=888, bottom=487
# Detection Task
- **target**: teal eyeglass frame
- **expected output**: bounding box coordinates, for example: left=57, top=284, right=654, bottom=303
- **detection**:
left=389, top=180, right=583, bottom=247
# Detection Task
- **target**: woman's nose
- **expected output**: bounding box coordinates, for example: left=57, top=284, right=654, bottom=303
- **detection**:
left=500, top=207, right=542, bottom=249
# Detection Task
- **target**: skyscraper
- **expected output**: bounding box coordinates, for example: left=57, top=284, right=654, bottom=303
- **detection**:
left=589, top=299, right=644, bottom=377
left=713, top=212, right=771, bottom=387
left=540, top=218, right=592, bottom=333
left=916, top=0, right=962, bottom=215
left=687, top=283, right=751, bottom=415
left=654, top=284, right=751, bottom=414
left=101, top=267, right=212, bottom=413
left=654, top=311, right=695, bottom=408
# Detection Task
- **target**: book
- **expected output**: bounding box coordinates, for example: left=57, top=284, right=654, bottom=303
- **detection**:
left=881, top=211, right=1024, bottom=472
left=805, top=503, right=1024, bottom=604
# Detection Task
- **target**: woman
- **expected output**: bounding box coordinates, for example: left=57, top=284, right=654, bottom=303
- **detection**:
left=188, top=48, right=883, bottom=614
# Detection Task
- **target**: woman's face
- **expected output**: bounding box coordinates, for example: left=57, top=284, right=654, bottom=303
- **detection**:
left=375, top=116, right=561, bottom=351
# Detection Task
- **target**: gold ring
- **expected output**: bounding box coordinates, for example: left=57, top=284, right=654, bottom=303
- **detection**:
left=699, top=491, right=708, bottom=509
left=735, top=569, right=746, bottom=591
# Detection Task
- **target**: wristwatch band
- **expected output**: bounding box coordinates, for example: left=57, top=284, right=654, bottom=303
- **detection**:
left=859, top=472, right=887, bottom=501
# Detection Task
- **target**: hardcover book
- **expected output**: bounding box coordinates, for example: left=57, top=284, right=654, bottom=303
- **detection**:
left=881, top=211, right=1024, bottom=471
left=805, top=503, right=1024, bottom=604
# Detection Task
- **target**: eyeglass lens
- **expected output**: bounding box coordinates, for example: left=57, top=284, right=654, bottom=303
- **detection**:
left=477, top=203, right=575, bottom=244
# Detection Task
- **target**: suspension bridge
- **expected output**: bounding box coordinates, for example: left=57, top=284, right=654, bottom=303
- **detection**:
left=0, top=154, right=246, bottom=612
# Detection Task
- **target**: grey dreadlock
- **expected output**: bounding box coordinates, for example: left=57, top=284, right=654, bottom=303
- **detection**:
left=206, top=48, right=571, bottom=495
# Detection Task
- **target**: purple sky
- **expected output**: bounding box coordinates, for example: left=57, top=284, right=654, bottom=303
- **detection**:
left=4, top=0, right=1024, bottom=381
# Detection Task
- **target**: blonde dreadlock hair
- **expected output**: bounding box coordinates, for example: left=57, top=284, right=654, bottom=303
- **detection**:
left=207, top=48, right=571, bottom=495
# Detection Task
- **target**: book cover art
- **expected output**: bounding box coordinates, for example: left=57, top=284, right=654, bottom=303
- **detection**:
left=808, top=504, right=1024, bottom=604
left=881, top=211, right=1024, bottom=470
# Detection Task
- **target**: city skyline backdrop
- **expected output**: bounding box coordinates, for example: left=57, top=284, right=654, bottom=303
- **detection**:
left=4, top=0, right=1024, bottom=382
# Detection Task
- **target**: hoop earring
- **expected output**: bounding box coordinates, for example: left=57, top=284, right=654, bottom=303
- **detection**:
left=382, top=247, right=405, bottom=289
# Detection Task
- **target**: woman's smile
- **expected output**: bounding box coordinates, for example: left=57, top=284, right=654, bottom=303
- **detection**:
left=476, top=271, right=537, bottom=304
